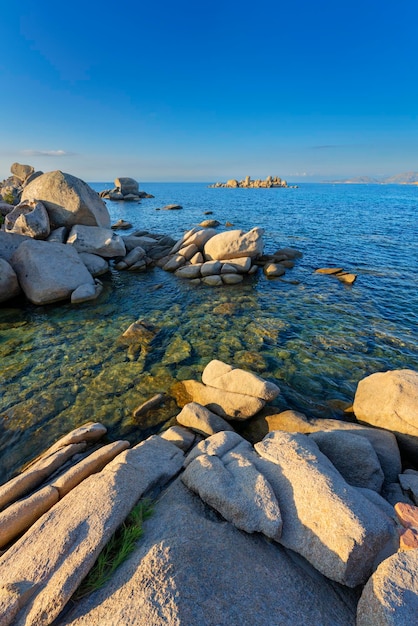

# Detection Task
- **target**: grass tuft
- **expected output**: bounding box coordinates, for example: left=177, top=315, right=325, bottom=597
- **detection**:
left=74, top=498, right=153, bottom=600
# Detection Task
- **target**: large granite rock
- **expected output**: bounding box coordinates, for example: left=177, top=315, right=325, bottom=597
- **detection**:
left=0, top=259, right=21, bottom=303
left=21, top=171, right=110, bottom=228
left=10, top=239, right=95, bottom=305
left=61, top=478, right=358, bottom=626
left=66, top=225, right=126, bottom=258
left=204, top=227, right=264, bottom=260
left=254, top=431, right=397, bottom=587
left=0, top=436, right=184, bottom=626
left=202, top=359, right=280, bottom=401
left=183, top=432, right=282, bottom=540
left=353, top=369, right=418, bottom=456
left=356, top=549, right=418, bottom=625
left=114, top=177, right=139, bottom=195
left=4, top=200, right=50, bottom=239
left=171, top=379, right=266, bottom=420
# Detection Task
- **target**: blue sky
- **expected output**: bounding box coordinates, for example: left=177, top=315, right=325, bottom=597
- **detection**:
left=1, top=0, right=418, bottom=182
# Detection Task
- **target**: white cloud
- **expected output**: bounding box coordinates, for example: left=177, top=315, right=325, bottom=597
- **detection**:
left=21, top=149, right=76, bottom=157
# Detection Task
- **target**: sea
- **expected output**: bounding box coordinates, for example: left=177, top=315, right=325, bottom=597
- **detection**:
left=1, top=182, right=417, bottom=482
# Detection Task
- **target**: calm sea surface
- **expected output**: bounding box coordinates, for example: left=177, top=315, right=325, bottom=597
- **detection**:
left=1, top=183, right=417, bottom=481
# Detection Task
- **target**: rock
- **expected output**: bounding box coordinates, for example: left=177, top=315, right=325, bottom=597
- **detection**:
left=111, top=219, right=132, bottom=230
left=163, top=254, right=186, bottom=272
left=114, top=177, right=139, bottom=195
left=263, top=262, right=286, bottom=277
left=171, top=379, right=266, bottom=420
left=395, top=501, right=418, bottom=530
left=0, top=259, right=21, bottom=303
left=23, top=171, right=43, bottom=187
left=176, top=402, right=236, bottom=437
left=162, top=335, right=191, bottom=365
left=353, top=369, right=418, bottom=456
left=4, top=200, right=50, bottom=239
left=219, top=256, right=252, bottom=272
left=47, top=227, right=67, bottom=243
left=315, top=267, right=344, bottom=274
left=121, top=319, right=158, bottom=345
left=243, top=410, right=402, bottom=484
left=204, top=227, right=264, bottom=260
left=66, top=225, right=126, bottom=258
left=399, top=527, right=418, bottom=549
left=78, top=253, right=109, bottom=277
left=161, top=204, right=182, bottom=210
left=221, top=273, right=243, bottom=284
left=202, top=360, right=280, bottom=401
left=0, top=436, right=184, bottom=626
left=398, top=471, right=418, bottom=505
left=70, top=281, right=102, bottom=304
left=10, top=239, right=95, bottom=305
left=383, top=482, right=415, bottom=507
left=202, top=275, right=223, bottom=286
left=336, top=272, right=357, bottom=284
left=310, top=430, right=385, bottom=492
left=50, top=440, right=130, bottom=498
left=226, top=178, right=239, bottom=187
left=10, top=163, right=34, bottom=182
left=0, top=201, right=14, bottom=217
left=122, top=193, right=140, bottom=201
left=114, top=246, right=146, bottom=270
left=273, top=247, right=303, bottom=259
left=190, top=251, right=203, bottom=264
left=174, top=264, right=202, bottom=279
left=356, top=550, right=418, bottom=625
left=21, top=170, right=110, bottom=228
left=200, top=219, right=220, bottom=227
left=201, top=260, right=222, bottom=276
left=255, top=431, right=397, bottom=587
left=0, top=485, right=60, bottom=550
left=178, top=243, right=199, bottom=260
left=0, top=443, right=86, bottom=511
left=133, top=393, right=165, bottom=418
left=171, top=228, right=217, bottom=253
left=182, top=432, right=282, bottom=540
left=159, top=426, right=197, bottom=452
left=61, top=478, right=358, bottom=626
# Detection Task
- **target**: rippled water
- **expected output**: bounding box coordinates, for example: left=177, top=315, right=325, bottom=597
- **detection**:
left=1, top=183, right=417, bottom=481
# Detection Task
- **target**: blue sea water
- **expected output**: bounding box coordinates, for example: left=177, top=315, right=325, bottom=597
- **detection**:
left=1, top=182, right=417, bottom=481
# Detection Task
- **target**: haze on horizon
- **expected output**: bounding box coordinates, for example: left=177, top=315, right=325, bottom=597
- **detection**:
left=1, top=0, right=418, bottom=183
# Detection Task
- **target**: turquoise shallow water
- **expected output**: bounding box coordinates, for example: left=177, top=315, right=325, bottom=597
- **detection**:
left=1, top=183, right=417, bottom=481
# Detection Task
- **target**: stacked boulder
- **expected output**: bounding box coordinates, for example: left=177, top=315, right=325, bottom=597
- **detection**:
left=159, top=226, right=264, bottom=285
left=99, top=177, right=154, bottom=201
left=0, top=168, right=125, bottom=305
left=0, top=162, right=43, bottom=207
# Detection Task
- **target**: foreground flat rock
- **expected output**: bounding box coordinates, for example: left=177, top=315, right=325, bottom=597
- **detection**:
left=21, top=170, right=110, bottom=228
left=62, top=479, right=358, bottom=626
left=202, top=359, right=280, bottom=401
left=356, top=549, right=418, bottom=625
left=10, top=239, right=95, bottom=305
left=66, top=225, right=126, bottom=258
left=255, top=431, right=397, bottom=587
left=0, top=436, right=183, bottom=626
left=353, top=370, right=418, bottom=455
left=171, top=379, right=266, bottom=420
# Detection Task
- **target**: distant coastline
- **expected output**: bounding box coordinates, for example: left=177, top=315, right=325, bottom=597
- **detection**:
left=324, top=171, right=418, bottom=184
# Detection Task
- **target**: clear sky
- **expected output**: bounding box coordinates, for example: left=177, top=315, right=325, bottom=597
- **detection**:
left=1, top=0, right=418, bottom=182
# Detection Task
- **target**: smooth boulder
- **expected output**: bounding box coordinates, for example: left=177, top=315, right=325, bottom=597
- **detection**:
left=254, top=431, right=397, bottom=587
left=202, top=359, right=280, bottom=401
left=66, top=225, right=126, bottom=258
left=10, top=239, right=95, bottom=305
left=4, top=200, right=50, bottom=239
left=204, top=227, right=264, bottom=260
left=21, top=170, right=110, bottom=228
left=353, top=369, right=418, bottom=454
